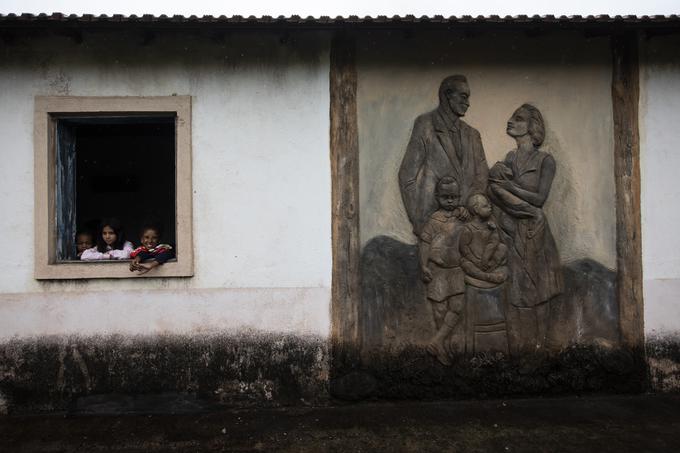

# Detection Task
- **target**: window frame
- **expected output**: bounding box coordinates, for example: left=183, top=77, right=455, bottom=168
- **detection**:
left=34, top=96, right=193, bottom=279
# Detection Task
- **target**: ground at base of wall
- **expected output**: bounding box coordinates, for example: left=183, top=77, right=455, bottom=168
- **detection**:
left=2, top=394, right=680, bottom=452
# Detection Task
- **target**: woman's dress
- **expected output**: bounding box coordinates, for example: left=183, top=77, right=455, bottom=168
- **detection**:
left=490, top=149, right=563, bottom=308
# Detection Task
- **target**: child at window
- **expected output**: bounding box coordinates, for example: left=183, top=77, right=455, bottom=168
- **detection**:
left=129, top=224, right=174, bottom=274
left=80, top=218, right=134, bottom=260
left=75, top=230, right=95, bottom=258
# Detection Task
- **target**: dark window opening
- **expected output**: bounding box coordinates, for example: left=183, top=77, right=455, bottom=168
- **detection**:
left=55, top=116, right=176, bottom=261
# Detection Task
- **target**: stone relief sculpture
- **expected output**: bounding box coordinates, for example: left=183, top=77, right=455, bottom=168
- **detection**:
left=418, top=177, right=467, bottom=366
left=488, top=104, right=564, bottom=355
left=399, top=75, right=490, bottom=364
left=398, top=75, right=489, bottom=236
left=399, top=79, right=563, bottom=364
left=353, top=73, right=623, bottom=399
left=460, top=194, right=509, bottom=356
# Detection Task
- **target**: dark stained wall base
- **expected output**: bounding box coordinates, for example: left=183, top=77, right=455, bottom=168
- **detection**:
left=647, top=335, right=680, bottom=392
left=0, top=333, right=328, bottom=415
left=334, top=235, right=647, bottom=400
left=332, top=344, right=647, bottom=401
left=0, top=330, right=658, bottom=415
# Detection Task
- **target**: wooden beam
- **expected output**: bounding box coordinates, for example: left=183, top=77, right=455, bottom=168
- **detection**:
left=330, top=32, right=360, bottom=354
left=611, top=31, right=644, bottom=349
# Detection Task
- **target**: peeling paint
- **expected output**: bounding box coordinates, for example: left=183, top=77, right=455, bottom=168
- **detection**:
left=48, top=69, right=71, bottom=95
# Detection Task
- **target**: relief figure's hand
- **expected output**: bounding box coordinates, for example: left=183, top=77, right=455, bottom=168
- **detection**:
left=499, top=180, right=516, bottom=192
left=489, top=162, right=512, bottom=180
left=456, top=207, right=471, bottom=222
left=421, top=266, right=433, bottom=283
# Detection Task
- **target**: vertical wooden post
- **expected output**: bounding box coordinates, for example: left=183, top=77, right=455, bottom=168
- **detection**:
left=612, top=31, right=644, bottom=349
left=330, top=32, right=360, bottom=357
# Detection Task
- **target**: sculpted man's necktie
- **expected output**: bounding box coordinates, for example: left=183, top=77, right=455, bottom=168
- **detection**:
left=451, top=128, right=463, bottom=164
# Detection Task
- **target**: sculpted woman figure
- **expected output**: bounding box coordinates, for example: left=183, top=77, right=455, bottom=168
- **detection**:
left=488, top=104, right=563, bottom=355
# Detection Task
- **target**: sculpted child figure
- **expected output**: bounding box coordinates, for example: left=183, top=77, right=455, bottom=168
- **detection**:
left=419, top=176, right=467, bottom=365
left=459, top=193, right=510, bottom=355
left=459, top=194, right=508, bottom=287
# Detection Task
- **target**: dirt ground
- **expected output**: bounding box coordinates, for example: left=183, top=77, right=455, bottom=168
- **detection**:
left=2, top=394, right=680, bottom=452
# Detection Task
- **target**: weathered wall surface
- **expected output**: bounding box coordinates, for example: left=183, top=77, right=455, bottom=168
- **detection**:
left=2, top=26, right=679, bottom=412
left=0, top=29, right=331, bottom=332
left=0, top=29, right=332, bottom=412
left=358, top=30, right=617, bottom=270
left=640, top=32, right=680, bottom=392
left=338, top=29, right=643, bottom=402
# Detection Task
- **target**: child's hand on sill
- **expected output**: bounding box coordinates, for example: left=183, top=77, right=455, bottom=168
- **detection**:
left=129, top=256, right=142, bottom=272
left=135, top=261, right=160, bottom=275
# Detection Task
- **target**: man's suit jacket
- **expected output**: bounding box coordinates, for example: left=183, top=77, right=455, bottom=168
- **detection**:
left=399, top=109, right=489, bottom=237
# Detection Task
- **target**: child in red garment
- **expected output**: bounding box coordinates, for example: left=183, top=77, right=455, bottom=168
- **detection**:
left=129, top=224, right=174, bottom=275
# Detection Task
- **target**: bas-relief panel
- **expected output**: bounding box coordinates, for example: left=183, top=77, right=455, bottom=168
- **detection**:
left=352, top=33, right=623, bottom=392
left=358, top=32, right=617, bottom=268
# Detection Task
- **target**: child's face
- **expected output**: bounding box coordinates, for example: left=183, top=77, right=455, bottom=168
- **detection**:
left=437, top=187, right=460, bottom=211
left=141, top=228, right=160, bottom=249
left=76, top=234, right=94, bottom=254
left=475, top=198, right=493, bottom=220
left=102, top=226, right=117, bottom=246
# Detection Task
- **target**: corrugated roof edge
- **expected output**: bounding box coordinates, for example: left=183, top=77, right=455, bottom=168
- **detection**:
left=0, top=12, right=679, bottom=24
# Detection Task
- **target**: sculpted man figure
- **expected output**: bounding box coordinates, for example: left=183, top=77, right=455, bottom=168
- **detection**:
left=399, top=75, right=489, bottom=237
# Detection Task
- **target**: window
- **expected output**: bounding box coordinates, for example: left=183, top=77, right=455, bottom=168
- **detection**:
left=34, top=96, right=193, bottom=279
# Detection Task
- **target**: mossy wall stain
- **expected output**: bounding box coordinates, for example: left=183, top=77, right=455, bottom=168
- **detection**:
left=0, top=329, right=675, bottom=415
left=647, top=336, right=680, bottom=392
left=0, top=333, right=328, bottom=414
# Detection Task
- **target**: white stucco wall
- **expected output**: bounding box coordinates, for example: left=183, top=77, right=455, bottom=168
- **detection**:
left=2, top=27, right=678, bottom=344
left=0, top=30, right=332, bottom=339
left=641, top=34, right=680, bottom=338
